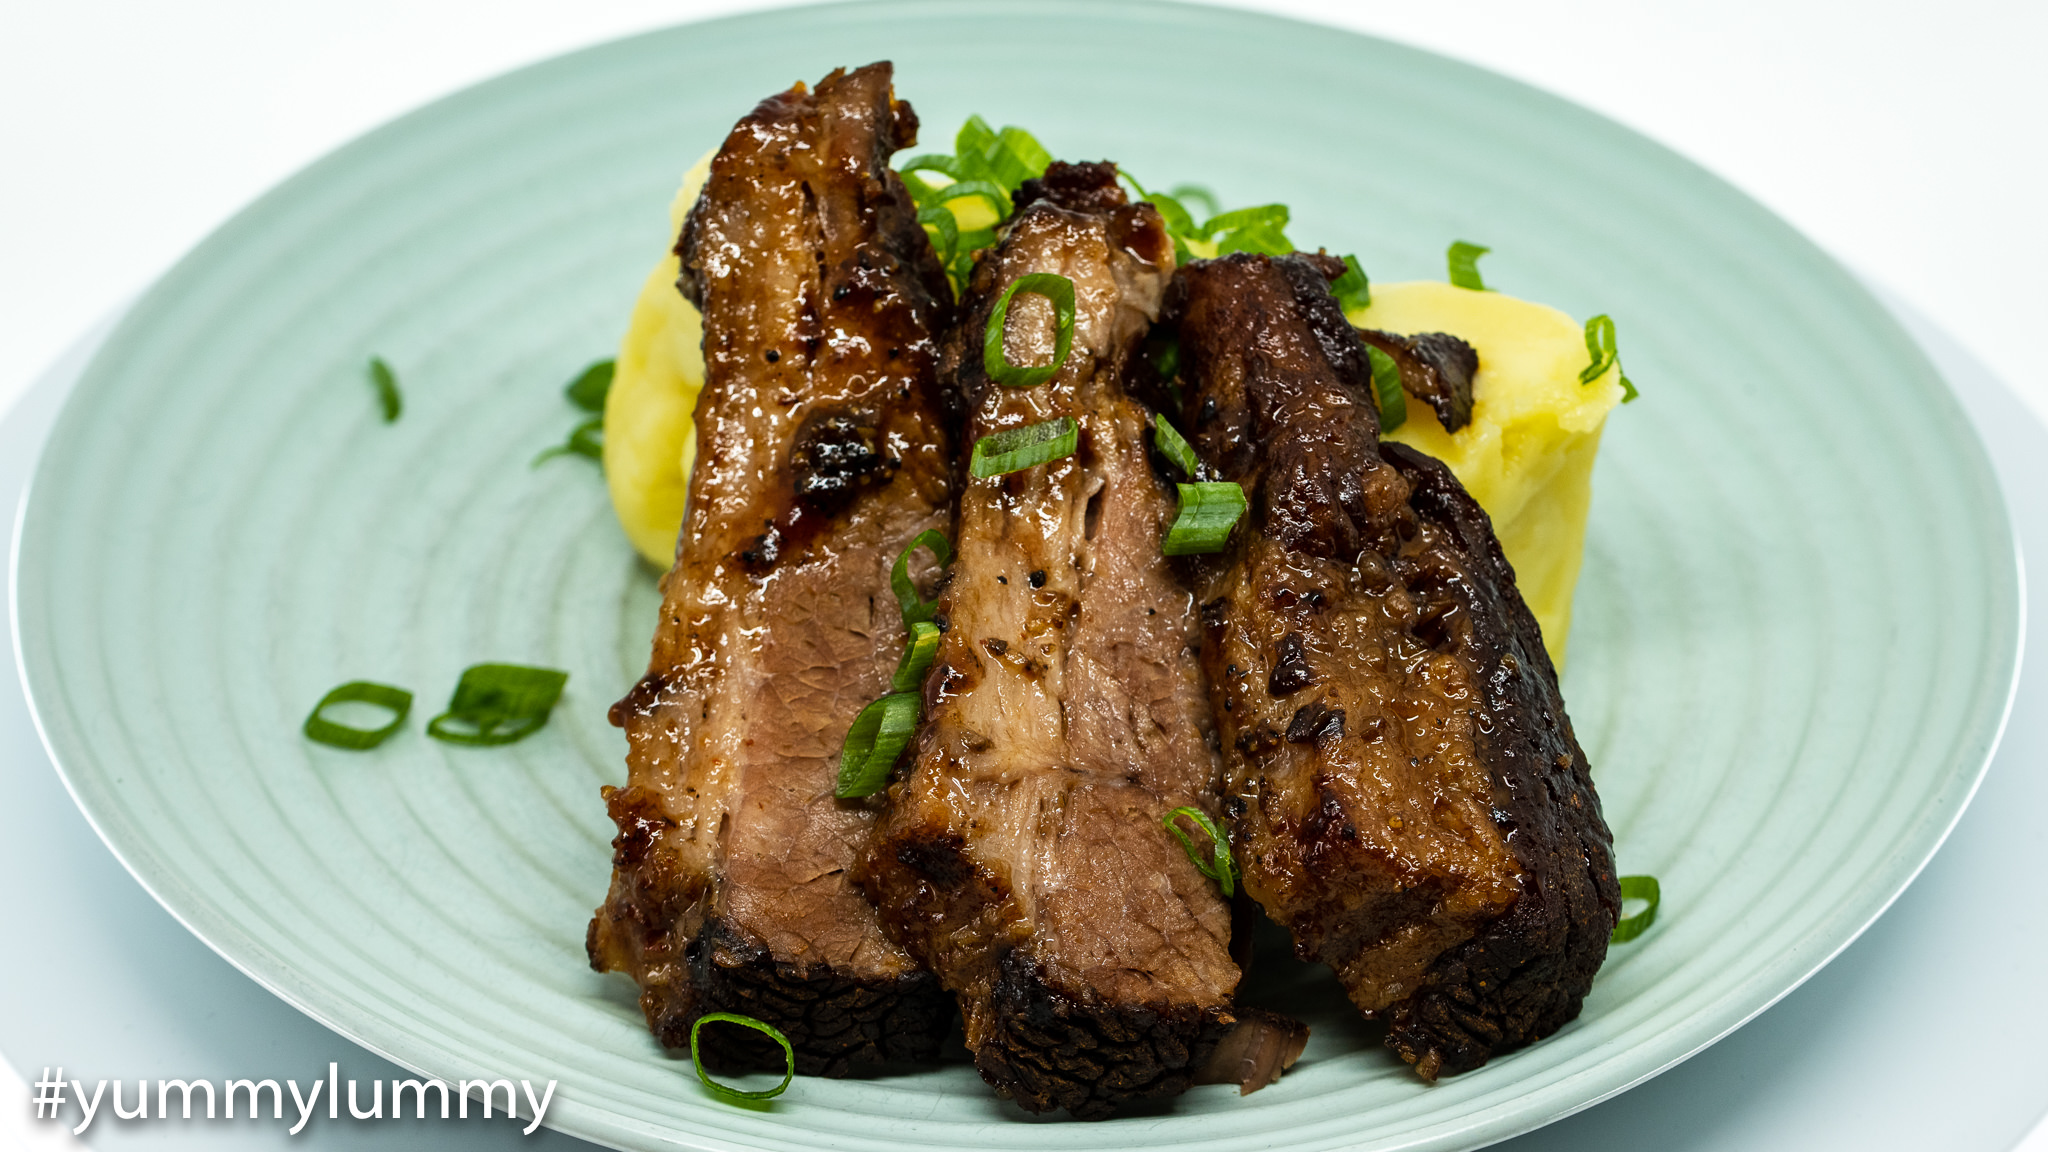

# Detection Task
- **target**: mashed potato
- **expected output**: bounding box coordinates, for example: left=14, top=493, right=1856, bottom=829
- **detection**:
left=1349, top=282, right=1625, bottom=666
left=606, top=168, right=1620, bottom=662
left=604, top=153, right=713, bottom=567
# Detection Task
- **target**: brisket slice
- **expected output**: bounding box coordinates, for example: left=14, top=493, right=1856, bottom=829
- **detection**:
left=1166, top=252, right=1620, bottom=1080
left=864, top=163, right=1304, bottom=1118
left=1356, top=328, right=1479, bottom=433
left=586, top=61, right=955, bottom=1077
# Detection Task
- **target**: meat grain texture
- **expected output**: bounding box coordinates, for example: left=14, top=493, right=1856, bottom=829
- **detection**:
left=864, top=164, right=1303, bottom=1118
left=586, top=62, right=957, bottom=1077
left=1167, top=252, right=1621, bottom=1079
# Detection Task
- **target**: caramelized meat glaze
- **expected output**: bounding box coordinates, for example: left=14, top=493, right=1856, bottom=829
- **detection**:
left=862, top=164, right=1305, bottom=1118
left=1165, top=252, right=1619, bottom=1080
left=586, top=62, right=956, bottom=1077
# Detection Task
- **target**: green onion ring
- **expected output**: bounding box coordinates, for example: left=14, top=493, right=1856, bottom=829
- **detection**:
left=982, top=273, right=1076, bottom=389
left=1152, top=413, right=1200, bottom=478
left=367, top=357, right=402, bottom=423
left=1161, top=481, right=1246, bottom=556
left=1162, top=806, right=1236, bottom=897
left=689, top=1013, right=795, bottom=1104
left=1579, top=313, right=1640, bottom=402
left=930, top=178, right=1013, bottom=221
left=890, top=621, right=943, bottom=694
left=1610, top=875, right=1661, bottom=943
left=1447, top=240, right=1491, bottom=291
left=891, top=529, right=952, bottom=627
left=1365, top=345, right=1407, bottom=433
left=970, top=416, right=1079, bottom=479
left=835, top=692, right=922, bottom=798
left=564, top=359, right=615, bottom=413
left=426, top=663, right=568, bottom=747
left=1331, top=254, right=1372, bottom=312
left=303, top=681, right=412, bottom=750
left=917, top=206, right=960, bottom=267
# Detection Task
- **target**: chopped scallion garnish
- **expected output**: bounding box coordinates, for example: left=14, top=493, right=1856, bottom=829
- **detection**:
left=426, top=663, right=568, bottom=746
left=970, top=416, right=1079, bottom=479
left=367, top=357, right=402, bottom=423
left=1153, top=414, right=1199, bottom=478
left=1331, top=254, right=1372, bottom=312
left=835, top=691, right=922, bottom=798
left=1447, top=241, right=1491, bottom=291
left=690, top=1013, right=795, bottom=1104
left=1365, top=345, right=1407, bottom=432
left=303, top=681, right=412, bottom=750
left=1610, top=874, right=1661, bottom=943
left=1162, top=482, right=1246, bottom=555
left=565, top=359, right=615, bottom=413
left=1170, top=184, right=1221, bottom=219
left=917, top=205, right=960, bottom=266
left=983, top=273, right=1076, bottom=389
left=533, top=416, right=603, bottom=466
left=891, top=529, right=952, bottom=627
left=930, top=178, right=1013, bottom=222
left=1580, top=314, right=1640, bottom=403
left=890, top=621, right=942, bottom=694
left=1162, top=806, right=1236, bottom=896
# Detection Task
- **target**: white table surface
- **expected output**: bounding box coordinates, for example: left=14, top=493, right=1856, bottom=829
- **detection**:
left=5, top=3, right=2047, bottom=1148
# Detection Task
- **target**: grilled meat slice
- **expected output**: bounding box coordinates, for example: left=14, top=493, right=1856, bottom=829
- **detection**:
left=864, top=162, right=1305, bottom=1118
left=1166, top=252, right=1620, bottom=1080
left=1356, top=328, right=1479, bottom=433
left=586, top=61, right=955, bottom=1077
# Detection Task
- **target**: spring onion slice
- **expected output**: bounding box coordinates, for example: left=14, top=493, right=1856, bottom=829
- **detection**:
left=1153, top=414, right=1199, bottom=478
left=1610, top=874, right=1661, bottom=943
left=898, top=153, right=965, bottom=181
left=426, top=663, right=568, bottom=746
left=1331, top=254, right=1372, bottom=311
left=303, top=681, right=412, bottom=750
left=1170, top=184, right=1221, bottom=219
left=983, top=273, right=1076, bottom=389
left=1142, top=191, right=1198, bottom=239
left=1447, top=240, right=1491, bottom=290
left=835, top=691, right=922, bottom=798
left=970, top=416, right=1079, bottom=479
left=891, top=529, right=952, bottom=627
left=565, top=359, right=615, bottom=413
left=533, top=416, right=603, bottom=466
left=1579, top=313, right=1640, bottom=402
left=1365, top=345, right=1407, bottom=432
left=987, top=126, right=1052, bottom=189
left=1202, top=204, right=1289, bottom=238
left=955, top=115, right=999, bottom=168
left=890, top=621, right=942, bottom=694
left=1162, top=807, right=1236, bottom=897
left=929, top=178, right=1013, bottom=221
left=367, top=357, right=402, bottom=423
left=690, top=1013, right=795, bottom=1104
left=917, top=205, right=960, bottom=266
left=1163, top=482, right=1246, bottom=556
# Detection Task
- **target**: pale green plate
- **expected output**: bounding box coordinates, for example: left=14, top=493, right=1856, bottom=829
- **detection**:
left=11, top=2, right=2021, bottom=1149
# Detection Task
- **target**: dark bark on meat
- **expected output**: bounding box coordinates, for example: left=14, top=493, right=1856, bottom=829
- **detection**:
left=1164, top=252, right=1619, bottom=1080
left=1357, top=329, right=1479, bottom=433
left=863, top=163, right=1304, bottom=1118
left=586, top=61, right=954, bottom=1077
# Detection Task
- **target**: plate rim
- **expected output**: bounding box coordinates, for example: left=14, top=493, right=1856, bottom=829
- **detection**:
left=10, top=2, right=2027, bottom=1149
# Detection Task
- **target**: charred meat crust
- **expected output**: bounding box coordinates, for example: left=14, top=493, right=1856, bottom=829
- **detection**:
left=1166, top=251, right=1618, bottom=1080
left=975, top=949, right=1234, bottom=1120
left=588, top=61, right=957, bottom=1077
left=864, top=161, right=1288, bottom=1117
left=1357, top=329, right=1479, bottom=433
left=1376, top=441, right=1619, bottom=1075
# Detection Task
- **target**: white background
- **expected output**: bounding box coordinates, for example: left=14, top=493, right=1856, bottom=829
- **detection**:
left=3, top=2, right=2045, bottom=1148
left=2, top=0, right=2044, bottom=428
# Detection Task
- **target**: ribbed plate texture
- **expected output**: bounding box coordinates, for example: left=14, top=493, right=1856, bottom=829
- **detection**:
left=11, top=3, right=2020, bottom=1149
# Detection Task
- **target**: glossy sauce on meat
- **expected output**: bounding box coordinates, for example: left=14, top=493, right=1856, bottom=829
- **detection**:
left=585, top=62, right=954, bottom=1077
left=1168, top=252, right=1619, bottom=1080
left=863, top=164, right=1303, bottom=1118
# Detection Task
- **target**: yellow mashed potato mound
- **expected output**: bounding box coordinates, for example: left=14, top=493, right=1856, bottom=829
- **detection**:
left=1350, top=282, right=1625, bottom=667
left=605, top=169, right=1621, bottom=664
left=604, top=152, right=713, bottom=567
